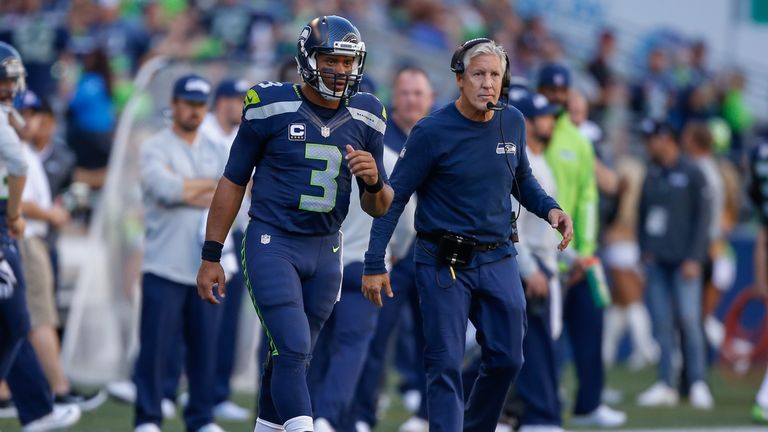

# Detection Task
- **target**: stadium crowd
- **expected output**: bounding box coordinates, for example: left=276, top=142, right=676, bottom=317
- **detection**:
left=0, top=0, right=766, bottom=431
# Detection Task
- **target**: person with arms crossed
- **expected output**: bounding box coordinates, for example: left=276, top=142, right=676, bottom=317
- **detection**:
left=134, top=74, right=226, bottom=432
left=196, top=15, right=393, bottom=432
left=362, top=38, right=572, bottom=431
left=0, top=41, right=80, bottom=431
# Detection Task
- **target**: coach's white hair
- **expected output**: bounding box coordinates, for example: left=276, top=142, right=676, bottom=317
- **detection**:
left=462, top=41, right=507, bottom=75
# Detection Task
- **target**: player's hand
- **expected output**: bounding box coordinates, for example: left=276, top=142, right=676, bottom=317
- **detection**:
left=362, top=273, right=393, bottom=307
left=6, top=214, right=25, bottom=239
left=196, top=260, right=226, bottom=305
left=548, top=208, right=573, bottom=251
left=524, top=271, right=549, bottom=298
left=346, top=144, right=379, bottom=186
left=681, top=259, right=701, bottom=280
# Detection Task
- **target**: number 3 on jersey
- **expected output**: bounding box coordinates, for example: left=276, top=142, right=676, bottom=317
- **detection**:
left=299, top=144, right=342, bottom=213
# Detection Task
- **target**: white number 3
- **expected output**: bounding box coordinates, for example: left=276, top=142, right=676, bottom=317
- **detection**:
left=258, top=81, right=283, bottom=88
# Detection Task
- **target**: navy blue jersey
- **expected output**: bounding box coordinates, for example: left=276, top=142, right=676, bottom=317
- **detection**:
left=224, top=82, right=388, bottom=236
left=749, top=139, right=768, bottom=225
left=365, top=102, right=559, bottom=274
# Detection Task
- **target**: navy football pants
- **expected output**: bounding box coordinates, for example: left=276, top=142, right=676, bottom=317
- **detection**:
left=133, top=273, right=221, bottom=430
left=243, top=222, right=342, bottom=425
left=0, top=236, right=53, bottom=426
left=416, top=255, right=526, bottom=432
left=308, top=262, right=378, bottom=431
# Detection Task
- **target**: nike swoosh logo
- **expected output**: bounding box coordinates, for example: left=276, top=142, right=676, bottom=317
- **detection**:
left=332, top=245, right=340, bottom=253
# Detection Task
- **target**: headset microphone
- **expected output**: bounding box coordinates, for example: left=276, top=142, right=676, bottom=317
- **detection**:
left=487, top=100, right=503, bottom=111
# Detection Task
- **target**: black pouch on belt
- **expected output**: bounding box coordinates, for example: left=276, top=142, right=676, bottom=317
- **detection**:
left=437, top=232, right=477, bottom=267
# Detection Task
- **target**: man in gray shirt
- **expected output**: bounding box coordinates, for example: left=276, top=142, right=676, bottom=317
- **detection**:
left=134, top=75, right=227, bottom=432
left=636, top=119, right=713, bottom=410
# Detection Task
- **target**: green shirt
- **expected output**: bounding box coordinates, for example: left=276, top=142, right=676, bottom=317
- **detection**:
left=544, top=113, right=598, bottom=256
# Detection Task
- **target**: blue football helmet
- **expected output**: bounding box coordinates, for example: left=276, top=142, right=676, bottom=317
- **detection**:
left=295, top=15, right=367, bottom=100
left=0, top=42, right=26, bottom=100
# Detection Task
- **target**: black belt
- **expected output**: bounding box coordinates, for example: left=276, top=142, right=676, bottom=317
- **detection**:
left=417, top=232, right=505, bottom=252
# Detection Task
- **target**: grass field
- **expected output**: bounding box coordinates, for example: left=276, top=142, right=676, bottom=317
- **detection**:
left=1, top=366, right=764, bottom=431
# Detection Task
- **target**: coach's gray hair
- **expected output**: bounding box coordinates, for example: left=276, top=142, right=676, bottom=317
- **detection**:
left=462, top=41, right=507, bottom=75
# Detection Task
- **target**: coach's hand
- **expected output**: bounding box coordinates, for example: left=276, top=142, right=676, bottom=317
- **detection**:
left=362, top=273, right=393, bottom=307
left=548, top=208, right=573, bottom=251
left=346, top=144, right=379, bottom=186
left=197, top=261, right=226, bottom=305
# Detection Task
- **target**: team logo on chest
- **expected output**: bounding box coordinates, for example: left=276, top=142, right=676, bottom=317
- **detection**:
left=496, top=142, right=517, bottom=155
left=289, top=123, right=306, bottom=141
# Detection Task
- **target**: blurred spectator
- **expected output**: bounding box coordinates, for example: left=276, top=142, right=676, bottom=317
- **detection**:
left=587, top=29, right=617, bottom=121
left=67, top=45, right=115, bottom=189
left=405, top=0, right=453, bottom=50
left=0, top=0, right=70, bottom=97
left=688, top=39, right=711, bottom=86
left=636, top=119, right=714, bottom=410
left=630, top=47, right=673, bottom=121
left=93, top=0, right=152, bottom=75
left=201, top=0, right=276, bottom=63
left=721, top=70, right=752, bottom=160
left=17, top=92, right=106, bottom=413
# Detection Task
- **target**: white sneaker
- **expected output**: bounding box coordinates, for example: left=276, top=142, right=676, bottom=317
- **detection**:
left=402, top=390, right=422, bottom=413
left=214, top=400, right=250, bottom=422
left=107, top=380, right=136, bottom=403
left=355, top=421, right=372, bottom=432
left=570, top=404, right=627, bottom=428
left=398, top=416, right=429, bottom=432
left=162, top=398, right=177, bottom=419
left=197, top=423, right=226, bottom=432
left=690, top=381, right=714, bottom=410
left=135, top=424, right=161, bottom=432
left=23, top=405, right=81, bottom=432
left=314, top=417, right=335, bottom=432
left=637, top=382, right=679, bottom=407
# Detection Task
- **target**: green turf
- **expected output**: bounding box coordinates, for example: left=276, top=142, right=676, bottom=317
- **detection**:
left=0, top=366, right=762, bottom=431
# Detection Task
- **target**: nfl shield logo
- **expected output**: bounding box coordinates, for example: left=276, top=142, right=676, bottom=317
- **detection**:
left=260, top=234, right=271, bottom=245
left=321, top=126, right=331, bottom=138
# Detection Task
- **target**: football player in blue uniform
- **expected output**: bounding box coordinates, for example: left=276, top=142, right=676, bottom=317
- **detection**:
left=196, top=15, right=393, bottom=432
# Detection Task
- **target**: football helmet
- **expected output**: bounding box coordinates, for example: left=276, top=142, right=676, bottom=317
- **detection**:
left=295, top=15, right=366, bottom=100
left=0, top=42, right=26, bottom=100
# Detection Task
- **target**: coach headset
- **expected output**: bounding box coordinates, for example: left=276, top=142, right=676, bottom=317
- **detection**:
left=449, top=37, right=521, bottom=242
